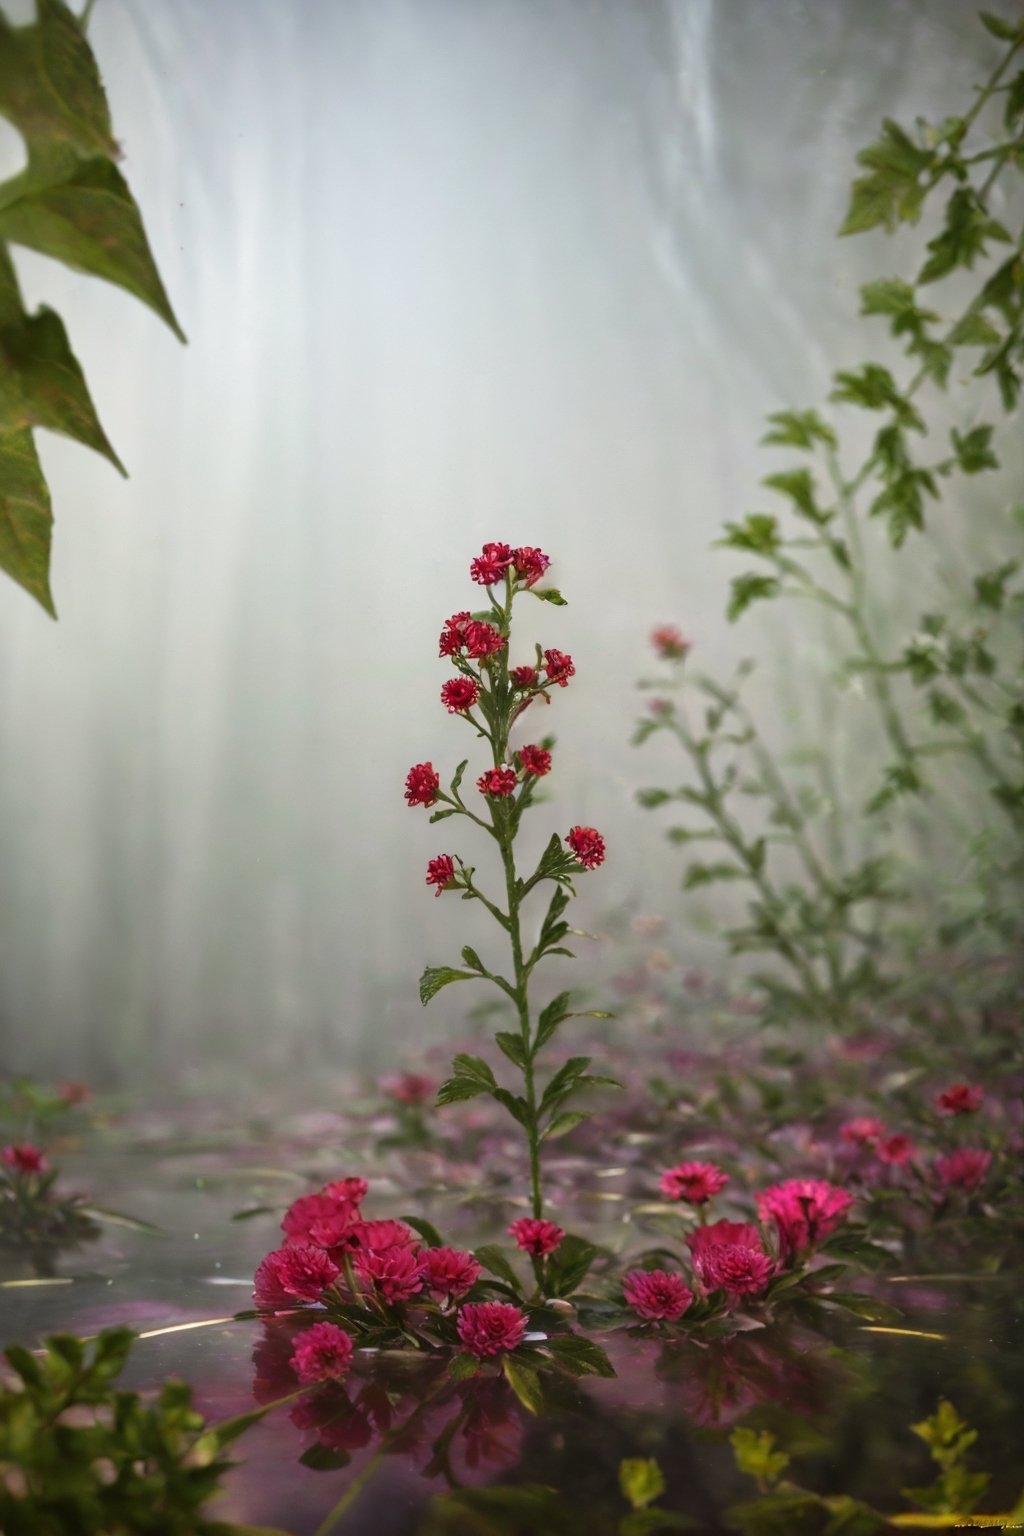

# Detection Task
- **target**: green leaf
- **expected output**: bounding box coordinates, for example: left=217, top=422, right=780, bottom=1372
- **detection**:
left=979, top=10, right=1022, bottom=40
left=636, top=787, right=673, bottom=808
left=447, top=1351, right=481, bottom=1381
left=0, top=425, right=54, bottom=614
left=948, top=311, right=1002, bottom=346
left=821, top=1291, right=902, bottom=1324
left=435, top=1075, right=487, bottom=1106
left=542, top=1110, right=591, bottom=1140
left=545, top=1234, right=600, bottom=1297
left=544, top=1333, right=616, bottom=1377
left=473, top=1244, right=522, bottom=1292
left=451, top=1052, right=497, bottom=1088
left=501, top=1353, right=544, bottom=1415
left=492, top=1086, right=530, bottom=1126
left=840, top=118, right=931, bottom=235
left=298, top=1444, right=352, bottom=1472
left=535, top=990, right=572, bottom=1050
left=450, top=758, right=468, bottom=793
left=918, top=188, right=1011, bottom=285
left=762, top=469, right=830, bottom=525
left=717, top=514, right=781, bottom=556
left=950, top=424, right=998, bottom=475
left=974, top=560, right=1019, bottom=609
left=730, top=1428, right=790, bottom=1488
left=495, top=1030, right=527, bottom=1068
left=728, top=573, right=779, bottom=621
left=539, top=1055, right=590, bottom=1115
left=0, top=0, right=117, bottom=159
left=684, top=861, right=745, bottom=889
left=532, top=586, right=567, bottom=605
left=620, top=1457, right=666, bottom=1511
left=859, top=276, right=917, bottom=318
left=761, top=408, right=837, bottom=451
left=0, top=147, right=186, bottom=341
left=402, top=1214, right=444, bottom=1248
left=419, top=965, right=478, bottom=1006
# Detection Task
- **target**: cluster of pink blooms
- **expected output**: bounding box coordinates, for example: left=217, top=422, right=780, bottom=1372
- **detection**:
left=1, top=1143, right=46, bottom=1175
left=508, top=1216, right=564, bottom=1257
left=838, top=1084, right=991, bottom=1192
left=624, top=1162, right=856, bottom=1322
left=469, top=542, right=551, bottom=589
left=254, top=1177, right=532, bottom=1363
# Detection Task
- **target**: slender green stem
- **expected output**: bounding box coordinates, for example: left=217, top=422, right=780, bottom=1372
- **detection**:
left=79, top=0, right=97, bottom=27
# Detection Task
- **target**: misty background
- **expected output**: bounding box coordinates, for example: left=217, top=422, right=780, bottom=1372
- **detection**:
left=0, top=0, right=1012, bottom=1086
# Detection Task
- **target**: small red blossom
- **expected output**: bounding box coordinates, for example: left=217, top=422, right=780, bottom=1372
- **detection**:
left=839, top=1117, right=886, bottom=1146
left=56, top=1081, right=90, bottom=1105
left=440, top=677, right=480, bottom=714
left=935, top=1083, right=984, bottom=1116
left=405, top=762, right=440, bottom=808
left=623, top=1269, right=693, bottom=1321
left=687, top=1221, right=773, bottom=1298
left=934, top=1147, right=991, bottom=1191
left=470, top=542, right=515, bottom=586
left=542, top=648, right=575, bottom=687
left=426, top=855, right=456, bottom=896
left=651, top=625, right=690, bottom=659
left=566, top=825, right=605, bottom=869
left=477, top=766, right=518, bottom=797
left=756, top=1180, right=853, bottom=1257
left=282, top=1192, right=360, bottom=1246
left=508, top=1217, right=564, bottom=1257
left=660, top=1160, right=730, bottom=1205
left=323, top=1177, right=369, bottom=1206
left=510, top=665, right=539, bottom=689
left=253, top=1245, right=341, bottom=1309
left=355, top=1245, right=425, bottom=1304
left=457, top=1301, right=527, bottom=1358
left=382, top=1071, right=436, bottom=1104
left=1, top=1143, right=46, bottom=1175
left=439, top=612, right=472, bottom=657
left=290, top=1321, right=354, bottom=1385
left=876, top=1133, right=916, bottom=1166
left=649, top=698, right=674, bottom=716
left=343, top=1218, right=419, bottom=1252
left=518, top=744, right=552, bottom=776
left=512, top=546, right=550, bottom=586
left=464, top=620, right=506, bottom=659
left=420, top=1246, right=482, bottom=1302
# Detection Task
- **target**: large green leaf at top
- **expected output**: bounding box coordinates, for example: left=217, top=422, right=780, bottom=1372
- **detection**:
left=0, top=427, right=55, bottom=615
left=0, top=0, right=117, bottom=160
left=0, top=148, right=185, bottom=341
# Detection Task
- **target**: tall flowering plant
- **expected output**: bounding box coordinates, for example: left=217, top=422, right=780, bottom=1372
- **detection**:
left=407, top=543, right=616, bottom=1227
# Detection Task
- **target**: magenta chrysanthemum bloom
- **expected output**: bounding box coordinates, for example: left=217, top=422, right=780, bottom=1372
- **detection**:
left=512, top=546, right=550, bottom=586
left=470, top=542, right=515, bottom=586
left=457, top=1301, right=527, bottom=1358
left=876, top=1133, right=915, bottom=1166
left=623, top=1269, right=693, bottom=1322
left=344, top=1218, right=419, bottom=1252
left=420, top=1246, right=482, bottom=1302
left=508, top=1217, right=564, bottom=1257
left=686, top=1221, right=773, bottom=1298
left=566, top=825, right=605, bottom=870
left=510, top=665, right=539, bottom=689
left=439, top=611, right=472, bottom=657
left=660, top=1160, right=730, bottom=1205
left=253, top=1245, right=340, bottom=1309
left=405, top=762, right=440, bottom=808
left=651, top=625, right=690, bottom=659
left=1, top=1143, right=46, bottom=1175
left=290, top=1321, right=354, bottom=1385
left=464, top=620, right=507, bottom=659
left=426, top=855, right=456, bottom=896
left=542, top=648, right=575, bottom=687
left=381, top=1071, right=436, bottom=1103
left=935, top=1147, right=991, bottom=1191
left=282, top=1192, right=359, bottom=1246
left=935, top=1083, right=984, bottom=1116
left=517, top=744, right=552, bottom=777
left=756, top=1179, right=853, bottom=1256
left=839, top=1117, right=886, bottom=1146
left=477, top=766, right=518, bottom=797
left=441, top=677, right=480, bottom=714
left=323, top=1177, right=369, bottom=1206
left=355, top=1245, right=425, bottom=1303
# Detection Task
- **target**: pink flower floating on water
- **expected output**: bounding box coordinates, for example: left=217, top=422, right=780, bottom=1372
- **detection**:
left=254, top=1245, right=341, bottom=1309
left=660, top=1160, right=730, bottom=1205
left=687, top=1221, right=774, bottom=1299
left=508, top=1217, right=564, bottom=1257
left=457, top=1302, right=527, bottom=1358
left=1, top=1143, right=47, bottom=1175
left=420, top=1247, right=482, bottom=1303
left=935, top=1083, right=984, bottom=1116
left=282, top=1190, right=361, bottom=1247
left=290, top=1321, right=354, bottom=1385
left=756, top=1179, right=853, bottom=1258
left=345, top=1218, right=419, bottom=1252
left=623, top=1269, right=693, bottom=1321
left=934, top=1147, right=991, bottom=1191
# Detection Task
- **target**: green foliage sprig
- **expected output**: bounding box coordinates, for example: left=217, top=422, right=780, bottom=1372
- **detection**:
left=0, top=0, right=183, bottom=616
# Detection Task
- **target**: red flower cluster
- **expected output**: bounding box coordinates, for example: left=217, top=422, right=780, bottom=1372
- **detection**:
left=381, top=1071, right=436, bottom=1104
left=660, top=1160, right=730, bottom=1205
left=513, top=546, right=550, bottom=586
left=426, top=854, right=456, bottom=896
left=935, top=1083, right=984, bottom=1116
left=839, top=1117, right=885, bottom=1146
left=469, top=543, right=551, bottom=588
left=508, top=1217, right=564, bottom=1256
left=542, top=648, right=575, bottom=687
left=439, top=611, right=471, bottom=657
left=756, top=1179, right=853, bottom=1258
left=457, top=1301, right=528, bottom=1358
left=876, top=1133, right=915, bottom=1166
left=1, top=1143, right=46, bottom=1175
left=290, top=1321, right=354, bottom=1385
left=623, top=1269, right=693, bottom=1321
left=438, top=613, right=507, bottom=660
left=405, top=762, right=440, bottom=808
left=441, top=677, right=479, bottom=714
left=355, top=1244, right=425, bottom=1304
left=687, top=1221, right=774, bottom=1299
left=518, top=744, right=551, bottom=776
left=935, top=1147, right=991, bottom=1190
left=651, top=624, right=690, bottom=659
left=477, top=766, right=518, bottom=797
left=567, top=825, right=605, bottom=869
left=420, top=1246, right=482, bottom=1302
left=254, top=1245, right=341, bottom=1309
left=510, top=665, right=539, bottom=689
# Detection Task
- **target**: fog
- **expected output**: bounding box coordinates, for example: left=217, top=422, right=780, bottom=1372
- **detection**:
left=0, top=0, right=1008, bottom=1085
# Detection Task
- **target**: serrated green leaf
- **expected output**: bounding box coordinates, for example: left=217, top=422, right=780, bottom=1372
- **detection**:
left=447, top=1350, right=481, bottom=1381
left=979, top=10, right=1022, bottom=40
left=761, top=408, right=837, bottom=451
left=730, top=1427, right=790, bottom=1488
left=495, top=1030, right=527, bottom=1067
left=620, top=1457, right=666, bottom=1511
left=542, top=1109, right=591, bottom=1140
left=535, top=990, right=572, bottom=1050
left=545, top=1333, right=616, bottom=1377
left=948, top=311, right=1002, bottom=346
left=473, top=1244, right=522, bottom=1291
left=435, top=1075, right=487, bottom=1106
left=451, top=1052, right=497, bottom=1087
left=492, top=1086, right=530, bottom=1126
left=0, top=0, right=117, bottom=158
left=762, top=468, right=829, bottom=524
left=501, top=1353, right=544, bottom=1415
left=0, top=425, right=54, bottom=614
left=419, top=965, right=478, bottom=1006
left=539, top=1055, right=590, bottom=1115
left=728, top=573, right=779, bottom=621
